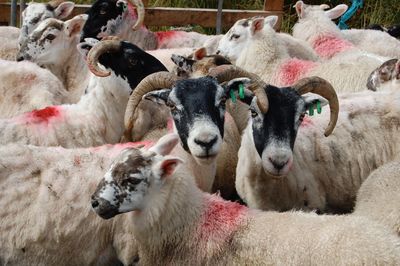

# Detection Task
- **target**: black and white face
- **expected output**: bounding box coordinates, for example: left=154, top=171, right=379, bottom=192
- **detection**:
left=17, top=15, right=87, bottom=64
left=247, top=85, right=326, bottom=177
left=367, top=58, right=400, bottom=91
left=145, top=77, right=229, bottom=165
left=19, top=2, right=75, bottom=47
left=80, top=0, right=126, bottom=41
left=92, top=134, right=183, bottom=219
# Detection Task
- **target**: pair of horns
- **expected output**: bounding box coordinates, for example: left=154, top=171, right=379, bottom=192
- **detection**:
left=209, top=65, right=339, bottom=137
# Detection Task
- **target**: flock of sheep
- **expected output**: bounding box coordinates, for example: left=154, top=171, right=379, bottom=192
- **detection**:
left=0, top=0, right=399, bottom=265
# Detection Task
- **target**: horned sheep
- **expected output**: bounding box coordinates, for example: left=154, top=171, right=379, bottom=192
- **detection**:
left=210, top=64, right=400, bottom=213
left=91, top=133, right=400, bottom=265
left=217, top=15, right=386, bottom=92
left=0, top=39, right=167, bottom=148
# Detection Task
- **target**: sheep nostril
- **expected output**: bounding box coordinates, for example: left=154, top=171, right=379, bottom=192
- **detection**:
left=268, top=157, right=288, bottom=171
left=16, top=56, right=24, bottom=62
left=194, top=136, right=218, bottom=149
left=216, top=50, right=221, bottom=55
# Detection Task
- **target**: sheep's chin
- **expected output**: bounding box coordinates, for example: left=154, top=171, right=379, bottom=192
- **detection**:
left=193, top=154, right=218, bottom=165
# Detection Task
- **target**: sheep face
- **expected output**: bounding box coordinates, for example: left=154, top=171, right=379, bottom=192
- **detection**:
left=247, top=86, right=324, bottom=177
left=145, top=77, right=228, bottom=165
left=17, top=15, right=87, bottom=64
left=19, top=2, right=75, bottom=47
left=98, top=41, right=168, bottom=89
left=92, top=134, right=182, bottom=219
left=216, top=18, right=252, bottom=62
left=81, top=0, right=125, bottom=42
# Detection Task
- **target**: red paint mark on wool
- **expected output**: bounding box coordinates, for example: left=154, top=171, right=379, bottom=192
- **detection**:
left=312, top=34, right=354, bottom=59
left=300, top=116, right=314, bottom=127
left=155, top=31, right=183, bottom=48
left=277, top=59, right=317, bottom=86
left=198, top=194, right=248, bottom=243
left=126, top=1, right=138, bottom=20
left=24, top=106, right=63, bottom=124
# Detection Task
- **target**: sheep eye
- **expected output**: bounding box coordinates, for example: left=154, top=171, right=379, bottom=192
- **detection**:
left=45, top=34, right=56, bottom=41
left=100, top=9, right=107, bottom=15
left=129, top=58, right=138, bottom=65
left=31, top=17, right=40, bottom=24
left=167, top=101, right=176, bottom=111
left=128, top=177, right=142, bottom=185
left=230, top=34, right=240, bottom=40
left=220, top=97, right=227, bottom=107
left=250, top=109, right=258, bottom=118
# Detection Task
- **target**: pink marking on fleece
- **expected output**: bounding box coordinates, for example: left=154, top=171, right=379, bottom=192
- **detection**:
left=167, top=117, right=174, bottom=133
left=154, top=31, right=184, bottom=48
left=277, top=59, right=317, bottom=86
left=300, top=116, right=314, bottom=127
left=126, top=1, right=138, bottom=20
left=311, top=34, right=354, bottom=60
left=197, top=194, right=248, bottom=244
left=21, top=106, right=64, bottom=125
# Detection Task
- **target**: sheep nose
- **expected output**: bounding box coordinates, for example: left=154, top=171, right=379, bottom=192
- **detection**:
left=16, top=55, right=24, bottom=62
left=194, top=136, right=218, bottom=150
left=91, top=198, right=100, bottom=208
left=268, top=157, right=289, bottom=171
left=216, top=50, right=221, bottom=55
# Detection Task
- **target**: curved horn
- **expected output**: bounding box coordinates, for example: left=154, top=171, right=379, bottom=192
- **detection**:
left=126, top=0, right=145, bottom=31
left=86, top=40, right=121, bottom=77
left=123, top=72, right=178, bottom=141
left=48, top=0, right=64, bottom=8
left=293, top=77, right=339, bottom=137
left=209, top=65, right=269, bottom=113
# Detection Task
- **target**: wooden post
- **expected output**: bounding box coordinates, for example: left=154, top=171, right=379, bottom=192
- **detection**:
left=264, top=0, right=284, bottom=11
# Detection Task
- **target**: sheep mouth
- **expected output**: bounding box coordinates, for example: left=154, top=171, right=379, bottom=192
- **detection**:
left=94, top=208, right=120, bottom=220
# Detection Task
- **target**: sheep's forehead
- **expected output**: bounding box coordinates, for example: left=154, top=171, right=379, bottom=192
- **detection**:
left=31, top=19, right=63, bottom=40
left=109, top=148, right=155, bottom=184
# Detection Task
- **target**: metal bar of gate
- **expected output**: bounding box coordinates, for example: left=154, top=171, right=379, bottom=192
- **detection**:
left=10, top=0, right=17, bottom=26
left=216, top=0, right=223, bottom=34
left=20, top=0, right=26, bottom=24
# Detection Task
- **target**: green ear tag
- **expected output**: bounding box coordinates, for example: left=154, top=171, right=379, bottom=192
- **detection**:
left=239, top=83, right=245, bottom=99
left=316, top=100, right=322, bottom=114
left=230, top=90, right=237, bottom=103
left=309, top=104, right=314, bottom=116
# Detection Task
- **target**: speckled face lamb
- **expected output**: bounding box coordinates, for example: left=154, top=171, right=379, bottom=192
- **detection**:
left=92, top=134, right=182, bottom=219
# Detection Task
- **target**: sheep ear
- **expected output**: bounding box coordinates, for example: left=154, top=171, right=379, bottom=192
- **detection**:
left=193, top=47, right=207, bottom=60
left=264, top=16, right=278, bottom=28
left=65, top=14, right=87, bottom=37
left=294, top=1, right=305, bottom=18
left=223, top=78, right=254, bottom=105
left=250, top=17, right=265, bottom=36
left=171, top=54, right=194, bottom=73
left=325, top=4, right=348, bottom=20
left=149, top=133, right=179, bottom=156
left=303, top=94, right=329, bottom=109
left=54, top=1, right=75, bottom=20
left=143, top=89, right=171, bottom=105
left=154, top=156, right=184, bottom=179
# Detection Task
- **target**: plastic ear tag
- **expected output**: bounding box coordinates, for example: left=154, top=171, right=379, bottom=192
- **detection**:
left=239, top=83, right=245, bottom=99
left=230, top=90, right=237, bottom=103
left=309, top=104, right=314, bottom=116
left=316, top=100, right=322, bottom=114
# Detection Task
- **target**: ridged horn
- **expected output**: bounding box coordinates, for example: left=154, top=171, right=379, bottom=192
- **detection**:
left=86, top=40, right=121, bottom=77
left=123, top=72, right=178, bottom=141
left=293, top=76, right=339, bottom=137
left=125, top=0, right=145, bottom=31
left=208, top=65, right=269, bottom=113
left=48, top=0, right=64, bottom=8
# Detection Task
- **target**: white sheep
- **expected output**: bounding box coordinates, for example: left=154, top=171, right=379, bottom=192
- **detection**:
left=0, top=59, right=67, bottom=118
left=91, top=133, right=400, bottom=265
left=292, top=1, right=400, bottom=59
left=210, top=64, right=400, bottom=213
left=0, top=141, right=154, bottom=266
left=218, top=15, right=386, bottom=92
left=17, top=15, right=90, bottom=103
left=216, top=15, right=319, bottom=63
left=0, top=39, right=167, bottom=148
left=353, top=160, right=400, bottom=236
left=0, top=26, right=20, bottom=60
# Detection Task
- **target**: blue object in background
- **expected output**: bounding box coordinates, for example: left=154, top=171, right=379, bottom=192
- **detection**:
left=338, top=0, right=364, bottom=29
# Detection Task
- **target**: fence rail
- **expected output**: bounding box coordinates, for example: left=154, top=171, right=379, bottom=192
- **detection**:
left=0, top=1, right=284, bottom=30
